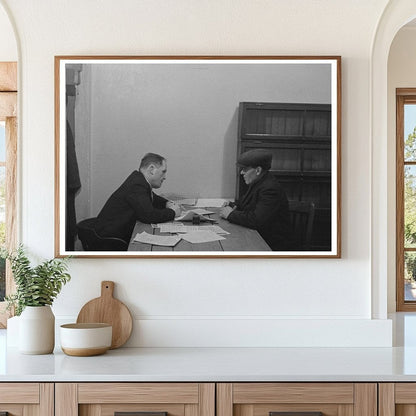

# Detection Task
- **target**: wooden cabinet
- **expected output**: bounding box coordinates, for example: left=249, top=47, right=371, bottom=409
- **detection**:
left=4, top=381, right=416, bottom=416
left=55, top=382, right=215, bottom=416
left=237, top=102, right=332, bottom=251
left=0, top=383, right=53, bottom=415
left=217, top=383, right=377, bottom=416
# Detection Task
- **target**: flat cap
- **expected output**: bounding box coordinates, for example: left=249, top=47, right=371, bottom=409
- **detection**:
left=237, top=149, right=273, bottom=170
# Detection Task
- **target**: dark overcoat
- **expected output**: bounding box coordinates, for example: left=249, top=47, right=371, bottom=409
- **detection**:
left=227, top=172, right=292, bottom=250
left=95, top=170, right=175, bottom=242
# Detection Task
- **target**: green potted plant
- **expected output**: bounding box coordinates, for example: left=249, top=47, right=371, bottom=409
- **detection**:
left=3, top=245, right=71, bottom=354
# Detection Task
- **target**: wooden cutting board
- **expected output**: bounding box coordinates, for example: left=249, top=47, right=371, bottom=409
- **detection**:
left=76, top=281, right=133, bottom=349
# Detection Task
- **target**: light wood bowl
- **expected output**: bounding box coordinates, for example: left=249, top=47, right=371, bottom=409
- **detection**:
left=60, top=323, right=112, bottom=356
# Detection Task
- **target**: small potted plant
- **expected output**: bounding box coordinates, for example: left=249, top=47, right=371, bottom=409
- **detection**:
left=3, top=245, right=71, bottom=354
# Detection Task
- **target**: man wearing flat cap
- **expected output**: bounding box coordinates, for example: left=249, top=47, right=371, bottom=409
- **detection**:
left=220, top=149, right=292, bottom=251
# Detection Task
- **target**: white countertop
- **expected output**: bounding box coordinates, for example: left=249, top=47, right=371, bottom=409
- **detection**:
left=3, top=313, right=416, bottom=382
left=2, top=345, right=416, bottom=382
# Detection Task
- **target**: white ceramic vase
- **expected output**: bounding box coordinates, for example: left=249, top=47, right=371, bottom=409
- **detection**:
left=18, top=305, right=55, bottom=354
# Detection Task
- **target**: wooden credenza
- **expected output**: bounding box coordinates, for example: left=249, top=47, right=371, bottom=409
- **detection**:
left=4, top=381, right=416, bottom=415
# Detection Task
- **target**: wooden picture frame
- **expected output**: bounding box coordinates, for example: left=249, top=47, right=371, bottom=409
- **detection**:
left=55, top=56, right=341, bottom=258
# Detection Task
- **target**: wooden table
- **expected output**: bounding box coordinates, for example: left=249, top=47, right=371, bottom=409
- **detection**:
left=127, top=208, right=271, bottom=252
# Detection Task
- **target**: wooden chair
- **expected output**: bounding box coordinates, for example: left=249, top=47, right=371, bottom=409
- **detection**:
left=288, top=200, right=315, bottom=251
left=76, top=218, right=128, bottom=251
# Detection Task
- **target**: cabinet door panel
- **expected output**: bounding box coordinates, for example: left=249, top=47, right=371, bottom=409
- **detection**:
left=57, top=383, right=214, bottom=416
left=81, top=403, right=184, bottom=416
left=0, top=382, right=53, bottom=416
left=245, top=403, right=339, bottom=416
left=218, top=383, right=375, bottom=416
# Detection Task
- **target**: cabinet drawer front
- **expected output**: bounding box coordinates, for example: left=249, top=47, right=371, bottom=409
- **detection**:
left=233, top=384, right=354, bottom=404
left=78, top=383, right=200, bottom=404
left=0, top=383, right=39, bottom=403
left=237, top=403, right=340, bottom=416
left=395, top=383, right=416, bottom=403
left=81, top=403, right=186, bottom=416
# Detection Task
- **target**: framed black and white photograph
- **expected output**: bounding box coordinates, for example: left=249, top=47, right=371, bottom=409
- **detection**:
left=55, top=56, right=341, bottom=258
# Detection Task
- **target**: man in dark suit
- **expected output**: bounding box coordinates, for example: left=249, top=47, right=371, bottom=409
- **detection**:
left=220, top=149, right=292, bottom=251
left=94, top=153, right=181, bottom=243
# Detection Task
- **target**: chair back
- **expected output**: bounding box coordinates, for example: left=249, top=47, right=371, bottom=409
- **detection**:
left=76, top=218, right=128, bottom=251
left=288, top=200, right=315, bottom=251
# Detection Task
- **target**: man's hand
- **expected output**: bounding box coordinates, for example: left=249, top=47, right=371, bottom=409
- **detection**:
left=220, top=206, right=234, bottom=219
left=222, top=200, right=236, bottom=208
left=166, top=201, right=182, bottom=217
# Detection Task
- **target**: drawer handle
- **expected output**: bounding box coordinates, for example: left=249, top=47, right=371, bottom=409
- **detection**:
left=270, top=413, right=323, bottom=416
left=115, top=413, right=167, bottom=416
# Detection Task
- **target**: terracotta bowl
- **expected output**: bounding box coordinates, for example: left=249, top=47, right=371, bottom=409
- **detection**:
left=60, top=323, right=112, bottom=356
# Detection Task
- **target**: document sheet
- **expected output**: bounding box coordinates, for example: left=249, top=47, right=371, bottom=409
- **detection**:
left=133, top=231, right=181, bottom=247
left=180, top=230, right=226, bottom=244
left=175, top=209, right=215, bottom=222
left=194, top=198, right=230, bottom=208
left=158, top=223, right=229, bottom=234
left=174, top=198, right=197, bottom=205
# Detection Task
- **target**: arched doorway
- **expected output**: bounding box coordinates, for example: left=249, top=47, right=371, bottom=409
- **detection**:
left=387, top=15, right=416, bottom=312
left=371, top=1, right=416, bottom=318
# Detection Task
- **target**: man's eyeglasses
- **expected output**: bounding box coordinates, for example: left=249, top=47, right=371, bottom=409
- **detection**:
left=240, top=166, right=254, bottom=174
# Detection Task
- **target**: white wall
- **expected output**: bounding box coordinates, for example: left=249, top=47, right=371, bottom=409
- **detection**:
left=0, top=3, right=16, bottom=61
left=0, top=0, right=394, bottom=347
left=387, top=26, right=416, bottom=312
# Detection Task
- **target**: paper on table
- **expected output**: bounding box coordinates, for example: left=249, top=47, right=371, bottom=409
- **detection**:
left=174, top=198, right=197, bottom=205
left=181, top=230, right=226, bottom=244
left=175, top=209, right=215, bottom=222
left=179, top=208, right=214, bottom=216
left=153, top=221, right=183, bottom=228
left=133, top=231, right=181, bottom=247
left=159, top=224, right=230, bottom=234
left=192, top=208, right=214, bottom=215
left=194, top=198, right=230, bottom=208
